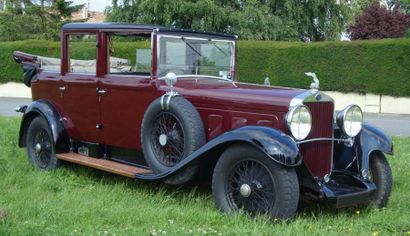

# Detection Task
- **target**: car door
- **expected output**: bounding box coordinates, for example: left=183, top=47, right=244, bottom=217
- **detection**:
left=59, top=32, right=102, bottom=143
left=98, top=31, right=157, bottom=149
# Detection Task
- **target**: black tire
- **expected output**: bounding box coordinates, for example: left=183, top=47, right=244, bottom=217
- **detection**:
left=212, top=144, right=299, bottom=220
left=26, top=116, right=60, bottom=170
left=369, top=152, right=392, bottom=208
left=141, top=96, right=205, bottom=185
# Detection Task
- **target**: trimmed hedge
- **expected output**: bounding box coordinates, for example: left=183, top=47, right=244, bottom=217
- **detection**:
left=237, top=39, right=410, bottom=97
left=1, top=38, right=409, bottom=96
left=0, top=40, right=60, bottom=85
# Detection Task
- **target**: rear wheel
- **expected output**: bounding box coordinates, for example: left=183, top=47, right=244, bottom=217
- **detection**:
left=212, top=144, right=299, bottom=220
left=26, top=116, right=60, bottom=170
left=369, top=152, right=392, bottom=208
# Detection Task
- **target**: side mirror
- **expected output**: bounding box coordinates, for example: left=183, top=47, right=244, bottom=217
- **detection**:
left=165, top=72, right=177, bottom=88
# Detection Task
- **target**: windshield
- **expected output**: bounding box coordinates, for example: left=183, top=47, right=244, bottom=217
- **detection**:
left=157, top=35, right=235, bottom=80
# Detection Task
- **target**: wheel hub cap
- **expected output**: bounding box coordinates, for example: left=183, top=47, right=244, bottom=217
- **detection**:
left=240, top=184, right=252, bottom=197
left=35, top=143, right=42, bottom=153
left=159, top=134, right=167, bottom=146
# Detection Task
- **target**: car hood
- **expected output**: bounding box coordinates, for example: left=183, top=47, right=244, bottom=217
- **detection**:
left=163, top=78, right=307, bottom=113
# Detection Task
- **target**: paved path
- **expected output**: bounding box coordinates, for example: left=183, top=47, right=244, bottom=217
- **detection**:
left=363, top=113, right=410, bottom=137
left=0, top=97, right=31, bottom=116
left=1, top=97, right=410, bottom=137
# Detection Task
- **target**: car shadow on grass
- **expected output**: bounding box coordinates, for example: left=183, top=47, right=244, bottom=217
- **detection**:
left=60, top=161, right=374, bottom=221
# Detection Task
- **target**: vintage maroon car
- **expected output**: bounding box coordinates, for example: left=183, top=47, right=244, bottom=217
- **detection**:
left=13, top=23, right=393, bottom=220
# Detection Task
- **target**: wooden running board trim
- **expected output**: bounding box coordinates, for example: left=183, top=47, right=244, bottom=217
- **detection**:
left=56, top=152, right=152, bottom=178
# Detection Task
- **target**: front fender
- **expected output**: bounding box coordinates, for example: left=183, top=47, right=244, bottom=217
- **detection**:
left=334, top=122, right=393, bottom=174
left=19, top=99, right=69, bottom=153
left=136, top=126, right=300, bottom=180
left=356, top=123, right=393, bottom=172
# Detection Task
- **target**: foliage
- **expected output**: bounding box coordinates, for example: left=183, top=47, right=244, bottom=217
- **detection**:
left=348, top=4, right=409, bottom=40
left=106, top=0, right=349, bottom=41
left=237, top=39, right=410, bottom=97
left=0, top=40, right=60, bottom=83
left=0, top=116, right=410, bottom=234
left=1, top=38, right=410, bottom=96
left=52, top=0, right=83, bottom=18
left=343, top=0, right=380, bottom=23
left=0, top=0, right=84, bottom=41
left=386, top=0, right=410, bottom=14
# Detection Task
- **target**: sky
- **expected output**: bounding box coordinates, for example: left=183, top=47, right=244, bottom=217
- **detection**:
left=71, top=0, right=112, bottom=12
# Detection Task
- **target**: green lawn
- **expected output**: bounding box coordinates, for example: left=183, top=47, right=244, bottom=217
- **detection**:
left=0, top=116, right=409, bottom=235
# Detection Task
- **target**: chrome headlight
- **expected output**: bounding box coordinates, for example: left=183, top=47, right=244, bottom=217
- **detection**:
left=286, top=105, right=312, bottom=140
left=336, top=105, right=363, bottom=137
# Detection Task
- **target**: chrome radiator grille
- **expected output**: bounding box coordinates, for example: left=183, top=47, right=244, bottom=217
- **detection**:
left=299, top=101, right=334, bottom=178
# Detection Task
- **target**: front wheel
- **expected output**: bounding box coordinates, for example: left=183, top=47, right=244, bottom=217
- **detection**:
left=369, top=152, right=392, bottom=208
left=26, top=116, right=60, bottom=170
left=212, top=144, right=299, bottom=220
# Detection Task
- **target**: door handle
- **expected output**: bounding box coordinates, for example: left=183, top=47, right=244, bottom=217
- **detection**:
left=59, top=86, right=67, bottom=91
left=96, top=88, right=107, bottom=95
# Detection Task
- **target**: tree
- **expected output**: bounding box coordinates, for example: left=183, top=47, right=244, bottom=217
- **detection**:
left=106, top=0, right=350, bottom=41
left=386, top=0, right=410, bottom=14
left=348, top=4, right=409, bottom=40
left=52, top=0, right=83, bottom=18
left=0, top=0, right=84, bottom=41
left=346, top=0, right=379, bottom=14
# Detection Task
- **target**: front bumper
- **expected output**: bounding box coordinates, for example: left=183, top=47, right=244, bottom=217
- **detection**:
left=322, top=170, right=376, bottom=208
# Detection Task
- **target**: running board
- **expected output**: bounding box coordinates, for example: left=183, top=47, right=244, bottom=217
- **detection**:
left=56, top=152, right=152, bottom=178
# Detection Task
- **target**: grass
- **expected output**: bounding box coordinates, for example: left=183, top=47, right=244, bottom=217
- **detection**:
left=0, top=116, right=409, bottom=235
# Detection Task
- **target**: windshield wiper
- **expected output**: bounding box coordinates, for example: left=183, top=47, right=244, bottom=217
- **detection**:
left=181, top=37, right=202, bottom=57
left=209, top=39, right=230, bottom=57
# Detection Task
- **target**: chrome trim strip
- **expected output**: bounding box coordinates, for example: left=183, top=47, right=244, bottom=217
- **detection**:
left=172, top=74, right=232, bottom=81
left=297, top=137, right=352, bottom=144
left=289, top=90, right=334, bottom=107
left=234, top=81, right=296, bottom=90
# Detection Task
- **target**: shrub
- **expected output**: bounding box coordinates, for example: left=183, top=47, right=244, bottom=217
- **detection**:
left=348, top=4, right=409, bottom=40
left=1, top=39, right=410, bottom=97
left=406, top=28, right=410, bottom=38
left=237, top=39, right=410, bottom=97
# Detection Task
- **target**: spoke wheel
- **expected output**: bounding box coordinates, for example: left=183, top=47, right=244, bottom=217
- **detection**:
left=150, top=112, right=185, bottom=167
left=212, top=144, right=299, bottom=220
left=31, top=128, right=53, bottom=168
left=141, top=96, right=205, bottom=185
left=226, top=159, right=276, bottom=215
left=26, top=117, right=60, bottom=170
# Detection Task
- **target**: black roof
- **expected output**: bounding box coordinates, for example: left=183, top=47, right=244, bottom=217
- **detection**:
left=62, top=23, right=237, bottom=39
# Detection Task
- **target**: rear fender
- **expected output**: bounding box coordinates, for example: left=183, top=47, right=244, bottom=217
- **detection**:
left=136, top=126, right=300, bottom=180
left=19, top=99, right=69, bottom=153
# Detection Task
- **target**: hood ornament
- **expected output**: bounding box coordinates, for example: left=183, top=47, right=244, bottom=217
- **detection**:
left=305, top=72, right=319, bottom=92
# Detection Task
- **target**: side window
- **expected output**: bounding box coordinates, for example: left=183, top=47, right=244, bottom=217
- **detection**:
left=68, top=34, right=97, bottom=74
left=107, top=33, right=151, bottom=75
